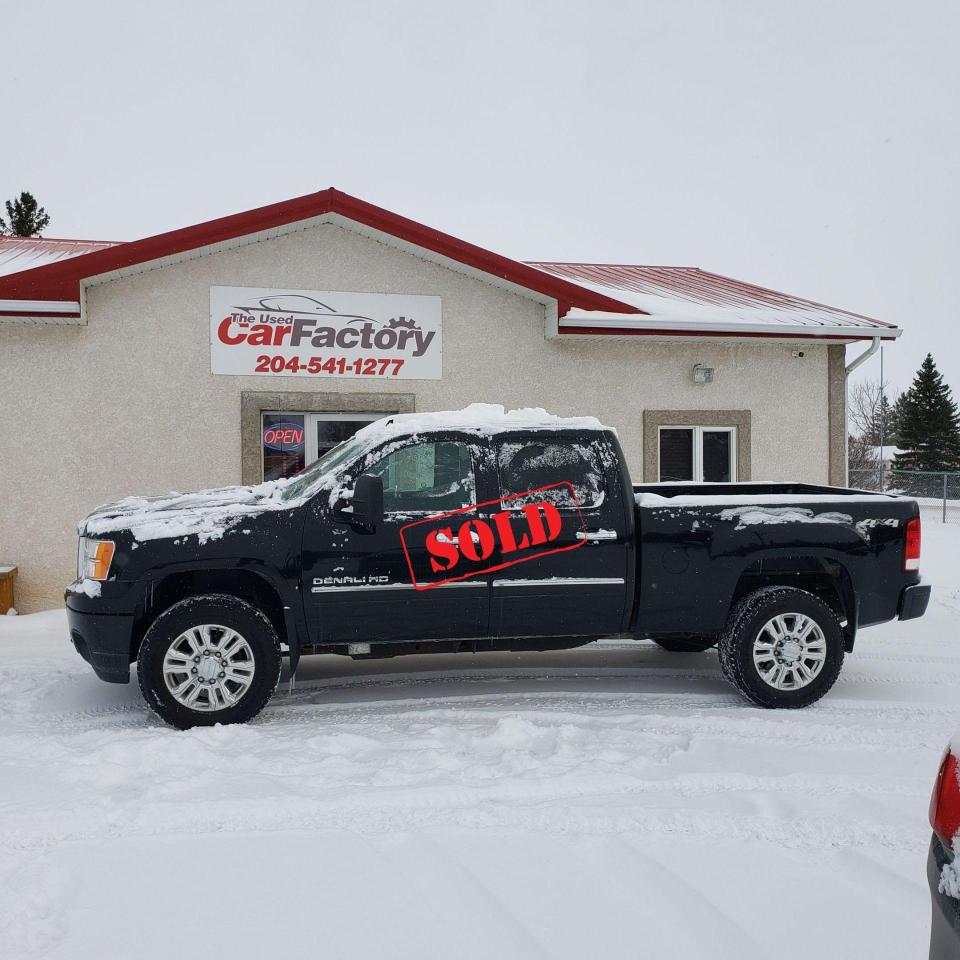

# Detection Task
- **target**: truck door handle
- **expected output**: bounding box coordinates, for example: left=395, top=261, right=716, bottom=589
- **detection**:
left=436, top=530, right=481, bottom=545
left=576, top=529, right=617, bottom=542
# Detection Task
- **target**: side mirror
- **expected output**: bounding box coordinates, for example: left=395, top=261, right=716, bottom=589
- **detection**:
left=351, top=473, right=384, bottom=528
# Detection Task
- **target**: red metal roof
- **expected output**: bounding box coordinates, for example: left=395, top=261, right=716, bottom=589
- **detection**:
left=0, top=197, right=896, bottom=340
left=0, top=236, right=118, bottom=277
left=526, top=262, right=897, bottom=337
left=0, top=190, right=638, bottom=316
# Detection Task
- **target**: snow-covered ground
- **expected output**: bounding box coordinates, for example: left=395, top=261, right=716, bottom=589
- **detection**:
left=1, top=508, right=957, bottom=959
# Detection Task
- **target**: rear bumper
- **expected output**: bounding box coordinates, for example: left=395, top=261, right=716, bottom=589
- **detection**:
left=65, top=602, right=135, bottom=684
left=929, top=835, right=960, bottom=959
left=899, top=583, right=931, bottom=621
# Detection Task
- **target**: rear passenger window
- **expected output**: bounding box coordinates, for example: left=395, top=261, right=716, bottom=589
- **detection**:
left=497, top=440, right=607, bottom=509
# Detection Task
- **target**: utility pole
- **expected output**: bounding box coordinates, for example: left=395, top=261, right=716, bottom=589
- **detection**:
left=879, top=346, right=885, bottom=489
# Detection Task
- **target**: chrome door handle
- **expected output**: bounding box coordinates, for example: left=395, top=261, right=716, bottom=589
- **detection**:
left=436, top=530, right=481, bottom=545
left=576, top=529, right=617, bottom=542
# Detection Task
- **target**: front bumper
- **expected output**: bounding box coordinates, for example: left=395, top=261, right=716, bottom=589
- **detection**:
left=929, top=835, right=960, bottom=959
left=899, top=583, right=931, bottom=621
left=65, top=601, right=135, bottom=683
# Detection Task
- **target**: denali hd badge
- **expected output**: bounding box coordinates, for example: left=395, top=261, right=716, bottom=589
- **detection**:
left=311, top=575, right=390, bottom=592
left=210, top=286, right=442, bottom=380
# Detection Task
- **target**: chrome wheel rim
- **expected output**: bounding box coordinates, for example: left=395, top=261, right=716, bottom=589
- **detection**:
left=752, top=613, right=827, bottom=690
left=162, top=624, right=255, bottom=712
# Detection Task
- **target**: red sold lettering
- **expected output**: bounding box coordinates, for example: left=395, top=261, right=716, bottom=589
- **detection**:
left=458, top=519, right=495, bottom=562
left=425, top=527, right=459, bottom=573
left=521, top=502, right=561, bottom=547
left=424, top=501, right=562, bottom=574
left=492, top=510, right=526, bottom=553
left=400, top=482, right=585, bottom=591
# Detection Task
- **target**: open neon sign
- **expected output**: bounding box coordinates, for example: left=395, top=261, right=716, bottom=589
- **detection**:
left=262, top=422, right=305, bottom=450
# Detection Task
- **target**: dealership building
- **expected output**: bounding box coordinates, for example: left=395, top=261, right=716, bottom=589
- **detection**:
left=0, top=189, right=899, bottom=611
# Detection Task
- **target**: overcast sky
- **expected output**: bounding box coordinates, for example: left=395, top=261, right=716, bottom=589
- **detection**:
left=5, top=0, right=957, bottom=395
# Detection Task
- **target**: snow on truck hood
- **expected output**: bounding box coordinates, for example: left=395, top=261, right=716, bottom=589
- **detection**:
left=81, top=480, right=294, bottom=545
left=80, top=405, right=610, bottom=545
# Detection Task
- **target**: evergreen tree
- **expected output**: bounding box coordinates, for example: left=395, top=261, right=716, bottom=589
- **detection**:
left=0, top=191, right=51, bottom=237
left=892, top=354, right=960, bottom=471
left=864, top=390, right=895, bottom=446
left=888, top=392, right=909, bottom=446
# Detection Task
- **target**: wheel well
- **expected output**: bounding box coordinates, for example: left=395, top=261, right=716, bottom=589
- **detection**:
left=731, top=557, right=853, bottom=626
left=131, top=570, right=288, bottom=660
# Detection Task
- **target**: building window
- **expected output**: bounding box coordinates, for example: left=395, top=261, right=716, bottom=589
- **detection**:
left=261, top=411, right=384, bottom=481
left=658, top=426, right=737, bottom=482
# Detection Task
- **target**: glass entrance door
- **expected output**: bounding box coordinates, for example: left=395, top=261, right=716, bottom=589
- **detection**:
left=261, top=411, right=387, bottom=481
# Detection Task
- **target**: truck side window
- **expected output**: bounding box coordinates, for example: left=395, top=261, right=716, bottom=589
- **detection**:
left=367, top=441, right=476, bottom=514
left=497, top=440, right=607, bottom=509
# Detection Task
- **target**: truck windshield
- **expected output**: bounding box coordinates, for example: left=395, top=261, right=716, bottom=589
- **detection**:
left=279, top=434, right=366, bottom=502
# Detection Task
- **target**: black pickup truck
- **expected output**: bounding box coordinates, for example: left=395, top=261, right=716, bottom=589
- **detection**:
left=65, top=405, right=930, bottom=728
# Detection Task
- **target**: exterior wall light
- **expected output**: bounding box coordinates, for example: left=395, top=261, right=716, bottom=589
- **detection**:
left=692, top=364, right=714, bottom=384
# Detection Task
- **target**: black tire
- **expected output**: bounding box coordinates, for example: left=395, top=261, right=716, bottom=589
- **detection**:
left=137, top=594, right=281, bottom=729
left=651, top=636, right=718, bottom=653
left=718, top=586, right=844, bottom=708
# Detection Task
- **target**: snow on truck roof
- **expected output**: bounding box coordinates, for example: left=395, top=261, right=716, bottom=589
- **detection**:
left=350, top=404, right=609, bottom=446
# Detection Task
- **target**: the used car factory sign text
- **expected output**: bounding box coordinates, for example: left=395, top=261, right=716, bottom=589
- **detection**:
left=210, top=286, right=442, bottom=379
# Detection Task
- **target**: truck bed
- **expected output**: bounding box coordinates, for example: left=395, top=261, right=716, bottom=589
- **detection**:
left=630, top=481, right=919, bottom=642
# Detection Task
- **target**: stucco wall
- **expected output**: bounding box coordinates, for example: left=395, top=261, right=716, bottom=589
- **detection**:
left=0, top=223, right=832, bottom=610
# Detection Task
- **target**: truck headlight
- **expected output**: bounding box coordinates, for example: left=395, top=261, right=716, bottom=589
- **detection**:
left=78, top=538, right=115, bottom=581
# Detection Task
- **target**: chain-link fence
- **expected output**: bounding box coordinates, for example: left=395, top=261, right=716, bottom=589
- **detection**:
left=848, top=467, right=960, bottom=522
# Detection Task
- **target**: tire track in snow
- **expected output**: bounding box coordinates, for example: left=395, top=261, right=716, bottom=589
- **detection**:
left=0, top=788, right=926, bottom=856
left=6, top=673, right=958, bottom=755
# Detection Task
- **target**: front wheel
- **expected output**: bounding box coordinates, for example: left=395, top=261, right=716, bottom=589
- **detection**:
left=718, top=586, right=844, bottom=708
left=137, top=594, right=281, bottom=729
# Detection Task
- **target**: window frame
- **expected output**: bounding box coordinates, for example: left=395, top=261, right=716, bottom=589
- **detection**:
left=657, top=425, right=737, bottom=483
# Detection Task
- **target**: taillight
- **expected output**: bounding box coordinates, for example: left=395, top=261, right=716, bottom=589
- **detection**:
left=930, top=750, right=960, bottom=847
left=905, top=517, right=921, bottom=572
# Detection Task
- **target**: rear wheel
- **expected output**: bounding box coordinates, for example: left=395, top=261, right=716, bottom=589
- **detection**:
left=137, top=594, right=281, bottom=729
left=718, top=586, right=844, bottom=708
left=651, top=637, right=717, bottom=653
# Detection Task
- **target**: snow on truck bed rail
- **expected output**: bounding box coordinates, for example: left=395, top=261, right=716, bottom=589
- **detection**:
left=635, top=489, right=904, bottom=508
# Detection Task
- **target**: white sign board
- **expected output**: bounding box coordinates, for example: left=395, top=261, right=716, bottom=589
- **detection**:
left=210, top=286, right=442, bottom=380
